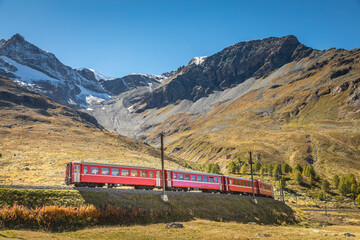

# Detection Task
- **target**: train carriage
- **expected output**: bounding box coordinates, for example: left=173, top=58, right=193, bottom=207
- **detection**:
left=168, top=169, right=223, bottom=192
left=65, top=161, right=162, bottom=189
left=258, top=181, right=274, bottom=198
left=225, top=176, right=260, bottom=195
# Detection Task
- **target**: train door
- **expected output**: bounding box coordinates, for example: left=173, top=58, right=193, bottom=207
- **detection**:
left=156, top=171, right=161, bottom=187
left=74, top=164, right=81, bottom=183
left=167, top=171, right=172, bottom=187
left=225, top=177, right=229, bottom=191
left=219, top=177, right=223, bottom=191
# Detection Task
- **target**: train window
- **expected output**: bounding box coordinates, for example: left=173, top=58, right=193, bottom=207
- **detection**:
left=83, top=166, right=88, bottom=174
left=185, top=174, right=190, bottom=180
left=209, top=177, right=214, bottom=183
left=101, top=168, right=109, bottom=175
left=90, top=167, right=99, bottom=174
left=197, top=175, right=202, bottom=181
left=140, top=170, right=147, bottom=177
left=173, top=173, right=177, bottom=179
left=178, top=173, right=184, bottom=180
left=131, top=170, right=138, bottom=177
left=191, top=175, right=196, bottom=181
left=111, top=168, right=119, bottom=176
left=215, top=177, right=218, bottom=183
left=121, top=169, right=129, bottom=176
left=149, top=171, right=154, bottom=178
left=203, top=176, right=208, bottom=182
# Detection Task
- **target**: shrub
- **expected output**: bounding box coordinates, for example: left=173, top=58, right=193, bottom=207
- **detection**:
left=281, top=163, right=292, bottom=174
left=333, top=175, right=340, bottom=189
left=240, top=164, right=248, bottom=174
left=294, top=164, right=303, bottom=174
left=0, top=204, right=100, bottom=232
left=272, top=164, right=282, bottom=180
left=321, top=179, right=330, bottom=192
left=294, top=171, right=303, bottom=186
left=356, top=194, right=360, bottom=204
left=254, top=162, right=262, bottom=173
left=205, top=163, right=221, bottom=174
left=227, top=161, right=237, bottom=174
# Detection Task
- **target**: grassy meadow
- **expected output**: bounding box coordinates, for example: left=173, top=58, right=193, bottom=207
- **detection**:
left=1, top=218, right=360, bottom=240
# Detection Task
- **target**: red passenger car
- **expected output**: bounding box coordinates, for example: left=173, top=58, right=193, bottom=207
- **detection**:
left=224, top=176, right=259, bottom=195
left=65, top=161, right=162, bottom=189
left=258, top=181, right=274, bottom=198
left=168, top=169, right=223, bottom=192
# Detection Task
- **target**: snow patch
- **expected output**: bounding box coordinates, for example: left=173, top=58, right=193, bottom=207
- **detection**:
left=76, top=84, right=110, bottom=108
left=0, top=56, right=60, bottom=83
left=189, top=56, right=208, bottom=66
left=86, top=95, right=106, bottom=105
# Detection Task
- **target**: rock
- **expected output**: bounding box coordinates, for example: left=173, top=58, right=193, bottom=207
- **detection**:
left=331, top=233, right=337, bottom=236
left=165, top=222, right=184, bottom=229
left=344, top=232, right=356, bottom=237
left=258, top=233, right=270, bottom=237
left=313, top=230, right=319, bottom=233
left=24, top=167, right=30, bottom=171
left=247, top=222, right=257, bottom=225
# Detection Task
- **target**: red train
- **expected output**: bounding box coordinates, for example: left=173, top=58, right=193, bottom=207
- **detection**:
left=65, top=161, right=274, bottom=198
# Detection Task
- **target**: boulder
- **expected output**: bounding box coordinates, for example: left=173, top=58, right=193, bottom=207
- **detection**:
left=165, top=222, right=184, bottom=229
left=344, top=232, right=356, bottom=237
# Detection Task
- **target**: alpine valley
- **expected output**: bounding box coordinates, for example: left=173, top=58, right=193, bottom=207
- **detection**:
left=1, top=34, right=359, bottom=178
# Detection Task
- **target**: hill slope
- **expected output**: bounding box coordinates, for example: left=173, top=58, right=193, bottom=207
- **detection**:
left=0, top=77, right=185, bottom=186
left=157, top=48, right=360, bottom=177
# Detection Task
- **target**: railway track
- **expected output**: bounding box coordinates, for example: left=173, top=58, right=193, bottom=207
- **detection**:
left=0, top=184, right=274, bottom=199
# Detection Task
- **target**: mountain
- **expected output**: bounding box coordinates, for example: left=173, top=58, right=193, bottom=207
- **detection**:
left=101, top=73, right=169, bottom=96
left=1, top=33, right=359, bottom=178
left=133, top=35, right=313, bottom=112
left=0, top=34, right=169, bottom=109
left=0, top=34, right=110, bottom=108
left=0, top=76, right=185, bottom=186
left=76, top=68, right=112, bottom=81
left=87, top=36, right=360, bottom=178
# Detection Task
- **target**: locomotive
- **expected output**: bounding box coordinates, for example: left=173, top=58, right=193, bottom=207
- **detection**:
left=65, top=161, right=273, bottom=198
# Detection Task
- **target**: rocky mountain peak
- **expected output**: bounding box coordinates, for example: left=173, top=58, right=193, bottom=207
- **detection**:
left=134, top=35, right=313, bottom=112
left=9, top=33, right=26, bottom=42
left=0, top=34, right=109, bottom=109
left=188, top=56, right=208, bottom=66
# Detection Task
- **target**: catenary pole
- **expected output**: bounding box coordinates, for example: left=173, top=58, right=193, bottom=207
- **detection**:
left=160, top=133, right=168, bottom=202
left=249, top=151, right=257, bottom=204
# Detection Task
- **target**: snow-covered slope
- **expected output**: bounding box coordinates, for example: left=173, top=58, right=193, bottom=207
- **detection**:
left=0, top=34, right=110, bottom=109
left=0, top=56, right=60, bottom=83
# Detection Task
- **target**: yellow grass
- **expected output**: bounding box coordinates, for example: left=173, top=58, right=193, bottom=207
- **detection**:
left=1, top=218, right=360, bottom=240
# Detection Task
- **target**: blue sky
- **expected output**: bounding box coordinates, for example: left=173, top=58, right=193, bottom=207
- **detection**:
left=0, top=0, right=359, bottom=77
